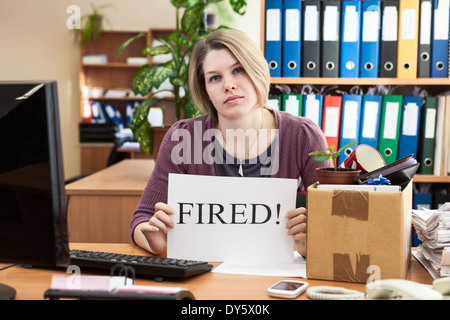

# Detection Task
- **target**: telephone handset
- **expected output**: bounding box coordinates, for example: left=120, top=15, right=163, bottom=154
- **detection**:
left=432, top=277, right=450, bottom=296
left=306, top=277, right=450, bottom=300
left=366, top=278, right=450, bottom=300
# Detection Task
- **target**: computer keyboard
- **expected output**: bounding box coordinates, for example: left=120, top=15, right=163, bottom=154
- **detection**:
left=69, top=250, right=213, bottom=280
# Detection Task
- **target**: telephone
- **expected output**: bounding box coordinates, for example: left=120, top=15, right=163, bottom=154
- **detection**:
left=366, top=278, right=450, bottom=300
left=306, top=277, right=450, bottom=300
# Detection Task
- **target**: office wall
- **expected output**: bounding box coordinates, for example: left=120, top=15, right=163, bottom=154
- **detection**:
left=0, top=0, right=260, bottom=180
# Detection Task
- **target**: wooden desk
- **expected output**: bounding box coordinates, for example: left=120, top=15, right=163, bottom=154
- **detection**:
left=66, top=160, right=155, bottom=243
left=0, top=243, right=434, bottom=301
left=79, top=143, right=114, bottom=176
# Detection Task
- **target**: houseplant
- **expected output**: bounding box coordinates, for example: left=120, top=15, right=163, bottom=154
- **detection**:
left=308, top=142, right=361, bottom=184
left=77, top=3, right=112, bottom=43
left=117, top=0, right=247, bottom=156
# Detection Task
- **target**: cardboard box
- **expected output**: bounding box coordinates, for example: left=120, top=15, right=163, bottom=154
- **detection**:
left=306, top=181, right=412, bottom=283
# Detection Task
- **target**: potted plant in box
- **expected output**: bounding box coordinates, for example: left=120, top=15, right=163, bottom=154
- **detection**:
left=308, top=142, right=360, bottom=184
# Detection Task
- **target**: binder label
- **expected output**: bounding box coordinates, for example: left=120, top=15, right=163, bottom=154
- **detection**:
left=343, top=5, right=359, bottom=42
left=305, top=95, right=320, bottom=126
left=402, top=102, right=419, bottom=136
left=266, top=9, right=281, bottom=41
left=383, top=102, right=400, bottom=139
left=400, top=9, right=417, bottom=40
left=420, top=1, right=432, bottom=45
left=323, top=6, right=339, bottom=41
left=324, top=107, right=340, bottom=138
left=434, top=0, right=450, bottom=40
left=304, top=5, right=319, bottom=41
left=382, top=7, right=398, bottom=41
left=285, top=95, right=300, bottom=115
left=285, top=9, right=300, bottom=41
left=268, top=98, right=280, bottom=110
left=362, top=101, right=380, bottom=139
left=362, top=10, right=380, bottom=42
left=425, top=108, right=436, bottom=139
left=342, top=101, right=359, bottom=139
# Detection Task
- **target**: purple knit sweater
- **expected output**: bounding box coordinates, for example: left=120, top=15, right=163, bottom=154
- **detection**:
left=130, top=109, right=331, bottom=242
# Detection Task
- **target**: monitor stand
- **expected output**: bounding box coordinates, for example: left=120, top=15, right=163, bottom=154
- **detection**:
left=0, top=283, right=16, bottom=300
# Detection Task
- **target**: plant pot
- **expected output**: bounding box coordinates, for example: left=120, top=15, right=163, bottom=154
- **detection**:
left=316, top=167, right=361, bottom=185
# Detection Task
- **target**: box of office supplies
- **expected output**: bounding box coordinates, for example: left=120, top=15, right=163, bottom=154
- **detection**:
left=306, top=181, right=413, bottom=283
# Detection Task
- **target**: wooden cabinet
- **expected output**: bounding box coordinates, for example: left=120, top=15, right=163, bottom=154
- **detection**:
left=78, top=28, right=175, bottom=174
left=259, top=0, right=450, bottom=186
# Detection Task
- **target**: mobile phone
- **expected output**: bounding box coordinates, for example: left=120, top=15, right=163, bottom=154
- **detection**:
left=267, top=280, right=309, bottom=299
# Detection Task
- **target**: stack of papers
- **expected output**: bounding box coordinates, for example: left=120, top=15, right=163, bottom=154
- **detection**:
left=82, top=54, right=108, bottom=64
left=213, top=251, right=306, bottom=278
left=412, top=202, right=450, bottom=279
left=126, top=57, right=148, bottom=65
left=104, top=89, right=131, bottom=98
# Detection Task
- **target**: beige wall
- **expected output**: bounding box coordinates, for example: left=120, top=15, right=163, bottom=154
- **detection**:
left=0, top=0, right=260, bottom=180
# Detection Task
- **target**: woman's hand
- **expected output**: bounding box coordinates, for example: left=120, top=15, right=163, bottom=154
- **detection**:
left=285, top=207, right=307, bottom=257
left=134, top=202, right=175, bottom=256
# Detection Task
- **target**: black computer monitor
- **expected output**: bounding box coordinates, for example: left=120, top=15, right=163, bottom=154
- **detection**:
left=0, top=81, right=70, bottom=299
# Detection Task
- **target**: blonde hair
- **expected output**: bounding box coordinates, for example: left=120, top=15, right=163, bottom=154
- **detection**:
left=189, top=29, right=270, bottom=120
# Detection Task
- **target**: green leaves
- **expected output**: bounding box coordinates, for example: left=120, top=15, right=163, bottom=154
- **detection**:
left=117, top=32, right=147, bottom=57
left=130, top=65, right=151, bottom=96
left=129, top=98, right=160, bottom=156
left=182, top=3, right=204, bottom=34
left=132, top=64, right=178, bottom=96
left=117, top=0, right=247, bottom=155
left=182, top=94, right=203, bottom=119
left=308, top=142, right=358, bottom=169
left=170, top=0, right=197, bottom=9
left=307, top=151, right=331, bottom=163
left=229, top=0, right=247, bottom=14
left=141, top=44, right=171, bottom=57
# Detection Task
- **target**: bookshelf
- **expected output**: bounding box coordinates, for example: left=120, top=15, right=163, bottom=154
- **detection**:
left=79, top=28, right=177, bottom=124
left=260, top=0, right=450, bottom=185
left=80, top=29, right=148, bottom=107
left=78, top=28, right=174, bottom=175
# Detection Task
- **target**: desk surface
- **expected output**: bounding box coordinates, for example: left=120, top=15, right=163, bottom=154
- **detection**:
left=66, top=159, right=155, bottom=196
left=0, top=243, right=433, bottom=300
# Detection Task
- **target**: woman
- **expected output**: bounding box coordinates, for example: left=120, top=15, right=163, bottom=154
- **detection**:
left=130, top=29, right=330, bottom=257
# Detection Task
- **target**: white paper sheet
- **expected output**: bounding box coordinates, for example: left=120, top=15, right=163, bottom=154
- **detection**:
left=212, top=251, right=306, bottom=278
left=167, top=174, right=297, bottom=264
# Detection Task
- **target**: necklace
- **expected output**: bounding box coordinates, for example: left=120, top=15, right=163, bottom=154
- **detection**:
left=218, top=108, right=264, bottom=176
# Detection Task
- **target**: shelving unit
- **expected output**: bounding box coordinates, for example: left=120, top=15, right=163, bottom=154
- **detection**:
left=270, top=77, right=450, bottom=86
left=78, top=28, right=174, bottom=175
left=79, top=29, right=148, bottom=107
left=260, top=0, right=450, bottom=186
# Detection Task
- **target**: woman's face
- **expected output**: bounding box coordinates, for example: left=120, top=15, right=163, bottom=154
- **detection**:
left=202, top=48, right=259, bottom=121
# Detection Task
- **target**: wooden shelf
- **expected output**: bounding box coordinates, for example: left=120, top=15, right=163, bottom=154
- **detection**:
left=82, top=62, right=145, bottom=68
left=81, top=95, right=145, bottom=101
left=270, top=77, right=450, bottom=86
left=413, top=174, right=450, bottom=183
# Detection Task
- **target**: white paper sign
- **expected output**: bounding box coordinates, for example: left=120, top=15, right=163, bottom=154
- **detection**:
left=167, top=174, right=297, bottom=263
